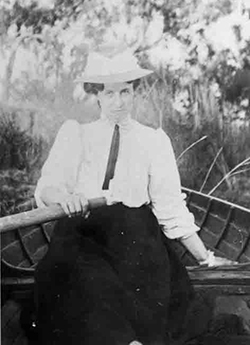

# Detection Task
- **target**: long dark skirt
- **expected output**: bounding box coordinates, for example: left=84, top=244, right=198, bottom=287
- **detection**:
left=34, top=204, right=207, bottom=345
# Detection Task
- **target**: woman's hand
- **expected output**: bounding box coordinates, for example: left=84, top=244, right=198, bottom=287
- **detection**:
left=180, top=233, right=238, bottom=267
left=211, top=256, right=238, bottom=267
left=58, top=193, right=89, bottom=218
left=199, top=250, right=238, bottom=267
left=40, top=187, right=89, bottom=217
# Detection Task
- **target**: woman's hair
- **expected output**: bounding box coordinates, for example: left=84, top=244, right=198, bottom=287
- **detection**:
left=83, top=79, right=141, bottom=95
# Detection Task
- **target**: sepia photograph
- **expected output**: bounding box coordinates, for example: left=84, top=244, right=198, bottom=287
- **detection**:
left=1, top=1, right=250, bottom=344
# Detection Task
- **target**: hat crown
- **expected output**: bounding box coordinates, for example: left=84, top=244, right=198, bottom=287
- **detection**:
left=86, top=50, right=140, bottom=77
left=75, top=49, right=153, bottom=83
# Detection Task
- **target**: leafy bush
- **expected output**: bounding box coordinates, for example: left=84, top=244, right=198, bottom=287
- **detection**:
left=0, top=169, right=35, bottom=215
left=0, top=107, right=47, bottom=216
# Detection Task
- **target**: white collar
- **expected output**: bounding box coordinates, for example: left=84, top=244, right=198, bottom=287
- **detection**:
left=100, top=113, right=134, bottom=133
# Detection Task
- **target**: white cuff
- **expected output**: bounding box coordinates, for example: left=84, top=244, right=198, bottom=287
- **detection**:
left=199, top=250, right=215, bottom=267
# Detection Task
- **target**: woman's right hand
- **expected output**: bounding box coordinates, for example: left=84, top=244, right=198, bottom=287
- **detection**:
left=58, top=193, right=89, bottom=218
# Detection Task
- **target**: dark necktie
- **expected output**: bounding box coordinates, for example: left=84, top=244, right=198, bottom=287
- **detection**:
left=102, top=124, right=120, bottom=190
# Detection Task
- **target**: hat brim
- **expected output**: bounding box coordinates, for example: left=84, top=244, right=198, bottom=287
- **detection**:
left=75, top=68, right=153, bottom=84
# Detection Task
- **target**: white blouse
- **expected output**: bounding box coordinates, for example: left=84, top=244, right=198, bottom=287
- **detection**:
left=35, top=117, right=199, bottom=239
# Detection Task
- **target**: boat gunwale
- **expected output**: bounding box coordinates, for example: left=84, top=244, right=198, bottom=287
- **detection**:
left=182, top=187, right=250, bottom=214
left=1, top=187, right=250, bottom=279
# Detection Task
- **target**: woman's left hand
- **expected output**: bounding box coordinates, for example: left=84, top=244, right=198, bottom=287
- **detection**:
left=210, top=256, right=238, bottom=267
left=180, top=233, right=238, bottom=267
left=199, top=250, right=238, bottom=267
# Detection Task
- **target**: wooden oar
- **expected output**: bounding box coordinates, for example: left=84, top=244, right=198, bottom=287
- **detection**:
left=0, top=197, right=107, bottom=233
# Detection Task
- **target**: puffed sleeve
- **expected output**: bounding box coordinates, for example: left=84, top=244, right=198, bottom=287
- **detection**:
left=148, top=128, right=199, bottom=239
left=34, top=120, right=83, bottom=207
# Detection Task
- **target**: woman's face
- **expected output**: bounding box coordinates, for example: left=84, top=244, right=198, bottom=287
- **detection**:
left=97, top=82, right=134, bottom=123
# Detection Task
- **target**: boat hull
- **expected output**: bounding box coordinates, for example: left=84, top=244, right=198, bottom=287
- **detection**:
left=1, top=188, right=250, bottom=301
left=1, top=188, right=250, bottom=344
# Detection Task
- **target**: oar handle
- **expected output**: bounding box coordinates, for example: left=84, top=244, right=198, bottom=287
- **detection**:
left=0, top=197, right=107, bottom=233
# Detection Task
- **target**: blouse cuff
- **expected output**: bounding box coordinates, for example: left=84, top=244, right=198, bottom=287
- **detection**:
left=161, top=222, right=200, bottom=240
left=34, top=178, right=68, bottom=208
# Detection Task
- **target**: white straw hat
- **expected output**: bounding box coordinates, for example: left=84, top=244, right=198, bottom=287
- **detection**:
left=75, top=50, right=153, bottom=84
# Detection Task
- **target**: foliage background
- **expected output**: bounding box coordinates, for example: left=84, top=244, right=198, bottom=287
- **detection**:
left=0, top=0, right=250, bottom=215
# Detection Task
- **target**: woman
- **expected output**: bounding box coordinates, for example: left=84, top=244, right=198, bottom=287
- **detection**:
left=34, top=50, right=234, bottom=345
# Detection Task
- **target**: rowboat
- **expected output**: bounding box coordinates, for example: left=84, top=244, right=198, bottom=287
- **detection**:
left=1, top=187, right=250, bottom=344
